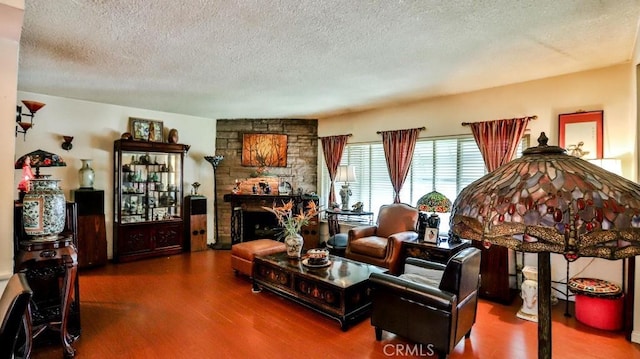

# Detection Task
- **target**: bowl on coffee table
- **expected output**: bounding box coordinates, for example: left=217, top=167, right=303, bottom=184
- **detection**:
left=304, top=248, right=330, bottom=267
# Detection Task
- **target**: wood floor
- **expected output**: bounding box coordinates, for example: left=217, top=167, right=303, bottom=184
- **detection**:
left=31, top=250, right=640, bottom=359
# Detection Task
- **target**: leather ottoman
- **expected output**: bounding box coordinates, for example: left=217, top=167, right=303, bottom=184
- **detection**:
left=231, top=239, right=286, bottom=277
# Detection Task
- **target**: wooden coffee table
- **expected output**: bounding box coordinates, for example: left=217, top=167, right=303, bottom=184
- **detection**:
left=253, top=252, right=385, bottom=330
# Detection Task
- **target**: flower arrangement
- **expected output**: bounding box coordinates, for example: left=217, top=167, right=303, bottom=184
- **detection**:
left=262, top=200, right=319, bottom=237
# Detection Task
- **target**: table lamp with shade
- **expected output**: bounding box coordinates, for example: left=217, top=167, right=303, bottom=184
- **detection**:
left=15, top=149, right=67, bottom=179
left=450, top=133, right=640, bottom=359
left=336, top=165, right=356, bottom=211
left=417, top=191, right=452, bottom=229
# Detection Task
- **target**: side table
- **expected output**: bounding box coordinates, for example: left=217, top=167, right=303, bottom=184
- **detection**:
left=16, top=236, right=78, bottom=358
left=325, top=208, right=374, bottom=226
left=402, top=239, right=471, bottom=265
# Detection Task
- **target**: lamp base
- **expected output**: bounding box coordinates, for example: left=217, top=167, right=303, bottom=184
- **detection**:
left=339, top=184, right=351, bottom=211
left=448, top=232, right=462, bottom=244
left=427, top=213, right=440, bottom=228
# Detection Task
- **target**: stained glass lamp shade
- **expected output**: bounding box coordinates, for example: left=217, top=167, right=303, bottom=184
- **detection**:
left=417, top=191, right=452, bottom=229
left=450, top=133, right=640, bottom=359
left=15, top=149, right=67, bottom=177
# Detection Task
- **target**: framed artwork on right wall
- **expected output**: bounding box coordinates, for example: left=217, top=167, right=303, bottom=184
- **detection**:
left=558, top=110, right=603, bottom=159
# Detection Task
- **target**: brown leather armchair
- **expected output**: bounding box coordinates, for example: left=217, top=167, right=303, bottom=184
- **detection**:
left=345, top=203, right=419, bottom=274
left=368, top=247, right=481, bottom=359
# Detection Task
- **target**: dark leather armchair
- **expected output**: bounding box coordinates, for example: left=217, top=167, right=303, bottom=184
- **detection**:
left=369, top=247, right=481, bottom=359
left=346, top=203, right=419, bottom=274
left=0, top=273, right=33, bottom=359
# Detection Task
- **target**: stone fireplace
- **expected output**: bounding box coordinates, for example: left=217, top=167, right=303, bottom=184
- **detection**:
left=214, top=119, right=318, bottom=248
left=222, top=193, right=319, bottom=248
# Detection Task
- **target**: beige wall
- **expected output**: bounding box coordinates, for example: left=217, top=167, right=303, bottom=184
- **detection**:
left=0, top=0, right=23, bottom=283
left=320, top=64, right=636, bottom=178
left=632, top=28, right=640, bottom=344
left=13, top=92, right=218, bottom=259
left=319, top=63, right=638, bottom=341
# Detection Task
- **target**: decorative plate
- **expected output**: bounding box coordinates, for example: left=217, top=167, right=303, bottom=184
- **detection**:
left=302, top=258, right=332, bottom=268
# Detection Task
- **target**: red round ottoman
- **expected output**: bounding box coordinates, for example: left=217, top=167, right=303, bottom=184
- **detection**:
left=568, top=277, right=623, bottom=331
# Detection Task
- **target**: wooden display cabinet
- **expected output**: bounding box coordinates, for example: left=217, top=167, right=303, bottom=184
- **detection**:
left=113, top=140, right=189, bottom=262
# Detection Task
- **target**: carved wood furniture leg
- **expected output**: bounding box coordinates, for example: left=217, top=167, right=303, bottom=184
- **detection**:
left=60, top=248, right=78, bottom=358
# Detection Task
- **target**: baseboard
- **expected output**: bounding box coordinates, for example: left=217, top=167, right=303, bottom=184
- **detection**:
left=632, top=330, right=640, bottom=344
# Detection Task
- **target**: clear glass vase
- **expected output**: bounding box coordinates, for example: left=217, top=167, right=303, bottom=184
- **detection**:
left=79, top=159, right=95, bottom=189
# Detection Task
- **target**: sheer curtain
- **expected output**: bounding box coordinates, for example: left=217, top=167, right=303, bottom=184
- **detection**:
left=468, top=117, right=531, bottom=171
left=320, top=135, right=351, bottom=206
left=379, top=127, right=423, bottom=203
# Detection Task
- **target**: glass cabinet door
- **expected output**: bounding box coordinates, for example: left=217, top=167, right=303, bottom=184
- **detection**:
left=117, top=150, right=182, bottom=224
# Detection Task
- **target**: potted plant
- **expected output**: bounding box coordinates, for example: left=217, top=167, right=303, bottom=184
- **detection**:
left=263, top=200, right=319, bottom=258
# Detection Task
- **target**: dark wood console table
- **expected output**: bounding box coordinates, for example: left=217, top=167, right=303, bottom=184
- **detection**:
left=16, top=236, right=78, bottom=358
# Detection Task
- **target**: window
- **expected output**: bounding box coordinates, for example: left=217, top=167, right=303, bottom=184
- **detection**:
left=321, top=134, right=529, bottom=234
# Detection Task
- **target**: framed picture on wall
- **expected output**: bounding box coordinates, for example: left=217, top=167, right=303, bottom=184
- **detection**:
left=129, top=117, right=164, bottom=142
left=558, top=110, right=603, bottom=159
left=241, top=133, right=288, bottom=167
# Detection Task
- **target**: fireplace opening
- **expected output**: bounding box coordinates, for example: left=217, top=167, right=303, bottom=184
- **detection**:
left=241, top=210, right=283, bottom=242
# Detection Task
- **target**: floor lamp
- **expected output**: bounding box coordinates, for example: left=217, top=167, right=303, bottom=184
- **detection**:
left=451, top=133, right=640, bottom=359
left=205, top=155, right=224, bottom=246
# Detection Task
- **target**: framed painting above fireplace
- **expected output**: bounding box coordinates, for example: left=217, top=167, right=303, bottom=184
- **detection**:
left=242, top=133, right=288, bottom=167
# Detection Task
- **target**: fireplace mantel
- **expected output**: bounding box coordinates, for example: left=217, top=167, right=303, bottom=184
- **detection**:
left=223, top=193, right=319, bottom=246
left=223, top=194, right=302, bottom=211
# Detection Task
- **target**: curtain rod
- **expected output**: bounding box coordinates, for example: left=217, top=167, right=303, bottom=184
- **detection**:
left=318, top=133, right=352, bottom=139
left=376, top=126, right=426, bottom=134
left=461, top=115, right=538, bottom=126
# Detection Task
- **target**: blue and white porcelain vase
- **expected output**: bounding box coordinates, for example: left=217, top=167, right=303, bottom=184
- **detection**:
left=22, top=178, right=66, bottom=240
left=285, top=233, right=304, bottom=258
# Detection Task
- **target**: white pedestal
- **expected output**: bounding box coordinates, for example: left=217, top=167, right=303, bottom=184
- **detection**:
left=517, top=266, right=538, bottom=322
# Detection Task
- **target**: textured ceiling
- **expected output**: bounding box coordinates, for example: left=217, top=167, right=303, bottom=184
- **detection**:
left=17, top=0, right=640, bottom=119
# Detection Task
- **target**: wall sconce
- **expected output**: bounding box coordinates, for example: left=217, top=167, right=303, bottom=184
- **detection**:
left=61, top=136, right=74, bottom=151
left=15, top=100, right=46, bottom=140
